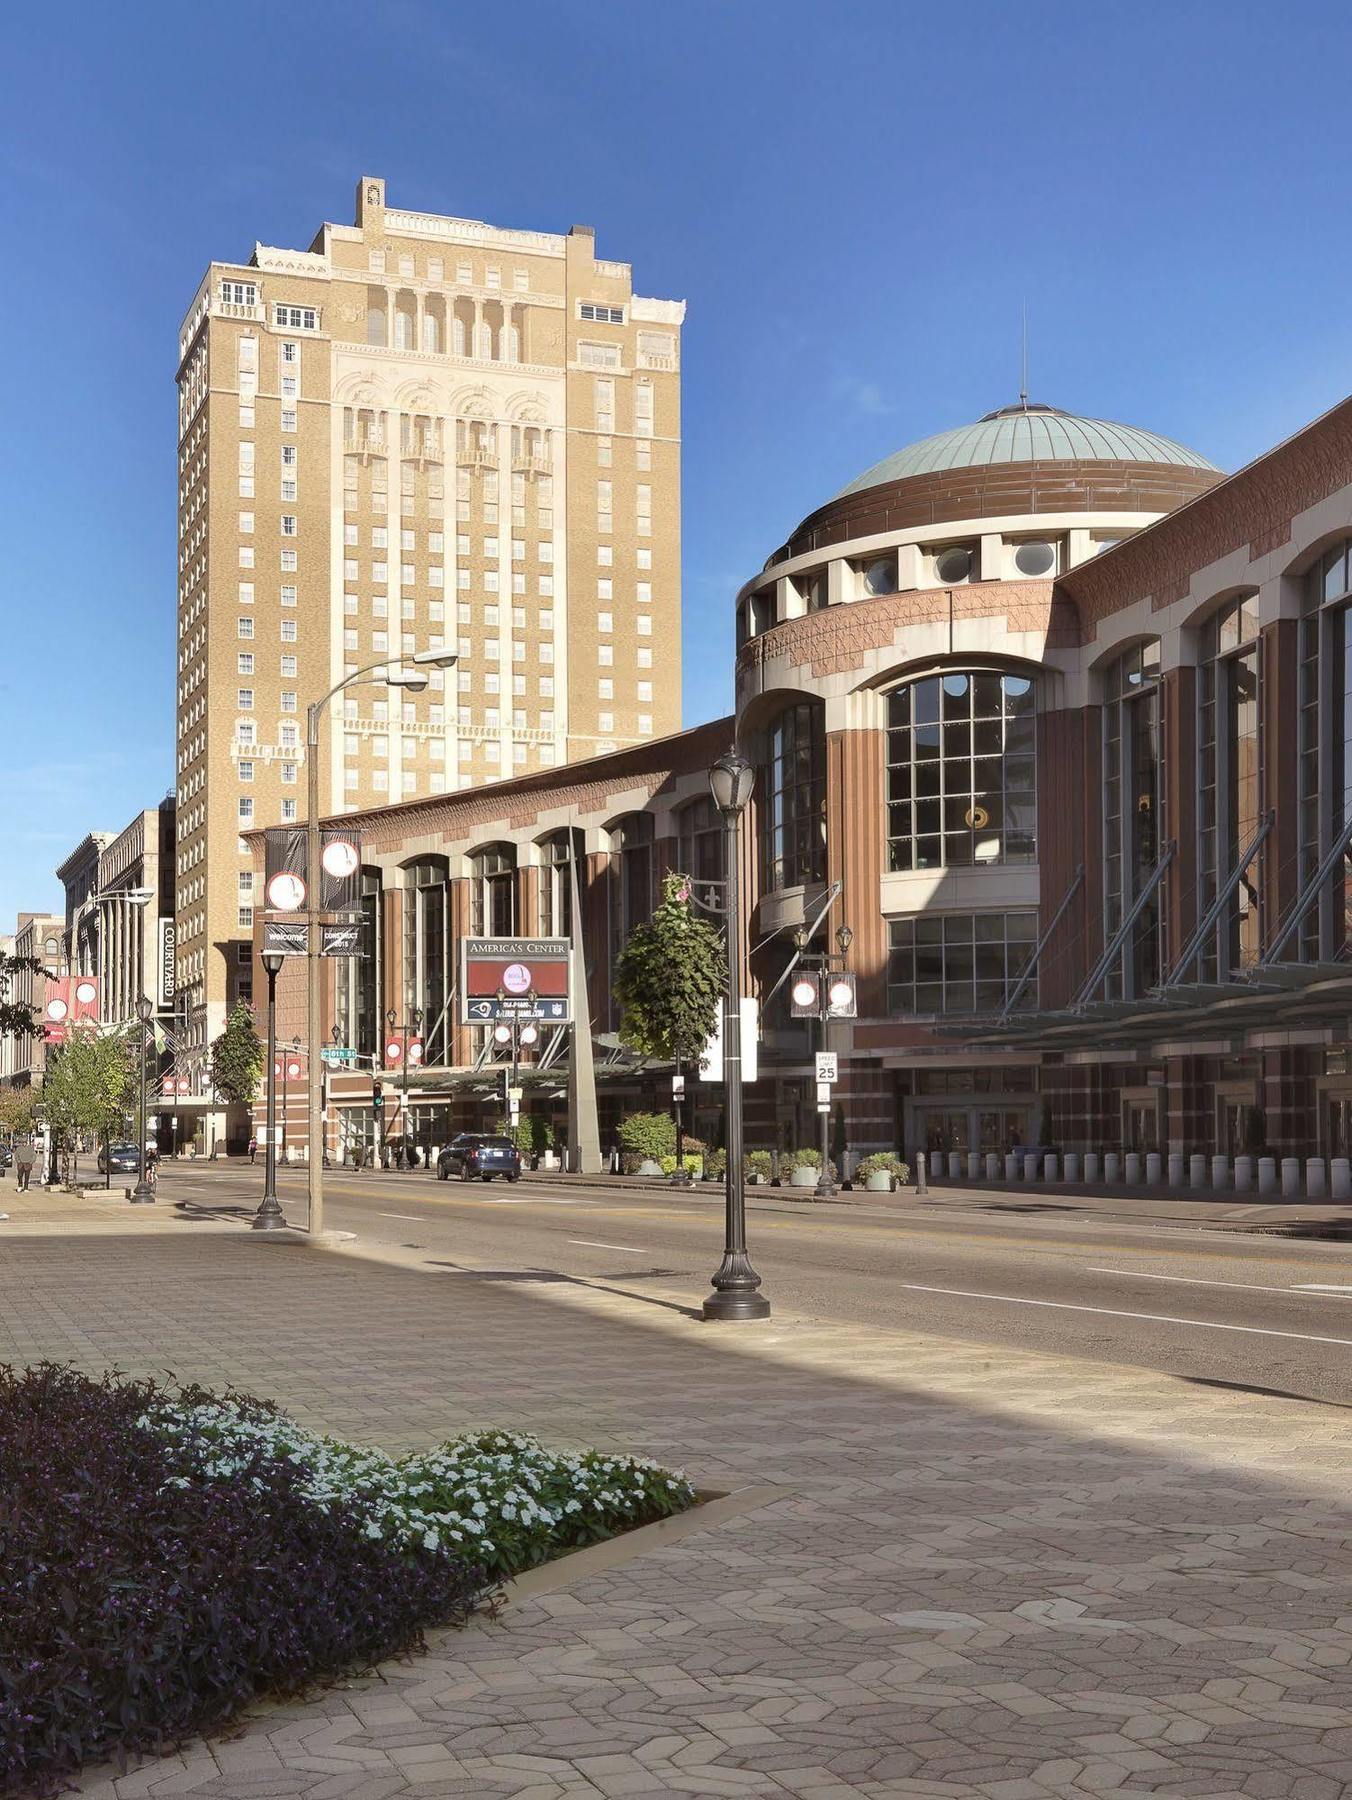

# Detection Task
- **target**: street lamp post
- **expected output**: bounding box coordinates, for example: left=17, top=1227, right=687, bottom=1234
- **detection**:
left=703, top=752, right=769, bottom=1322
left=252, top=949, right=287, bottom=1231
left=385, top=1006, right=424, bottom=1167
left=302, top=649, right=457, bottom=1234
left=792, top=921, right=856, bottom=1198
left=131, top=995, right=156, bottom=1204
left=492, top=1007, right=539, bottom=1133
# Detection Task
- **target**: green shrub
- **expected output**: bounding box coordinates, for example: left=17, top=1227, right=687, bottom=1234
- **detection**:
left=618, top=1112, right=676, bottom=1164
left=659, top=1152, right=704, bottom=1176
left=495, top=1114, right=550, bottom=1160
left=786, top=1145, right=821, bottom=1170
left=857, top=1152, right=910, bottom=1184
left=745, top=1149, right=772, bottom=1180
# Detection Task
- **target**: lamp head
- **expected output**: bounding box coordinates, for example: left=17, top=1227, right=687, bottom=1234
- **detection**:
left=261, top=950, right=285, bottom=977
left=411, top=648, right=459, bottom=669
left=836, top=923, right=854, bottom=955
left=386, top=1007, right=397, bottom=1028
left=708, top=752, right=755, bottom=817
left=135, top=995, right=155, bottom=1025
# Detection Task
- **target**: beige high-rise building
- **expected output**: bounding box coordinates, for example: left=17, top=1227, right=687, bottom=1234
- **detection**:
left=174, top=175, right=684, bottom=1101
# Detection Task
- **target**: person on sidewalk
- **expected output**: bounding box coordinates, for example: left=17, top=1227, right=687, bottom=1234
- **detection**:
left=248, top=1135, right=258, bottom=1165
left=14, top=1134, right=36, bottom=1192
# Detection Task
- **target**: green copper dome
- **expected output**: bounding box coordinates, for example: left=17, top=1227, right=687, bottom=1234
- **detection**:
left=834, top=402, right=1219, bottom=498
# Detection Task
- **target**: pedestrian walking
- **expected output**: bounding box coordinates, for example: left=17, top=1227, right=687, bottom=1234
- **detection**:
left=14, top=1134, right=36, bottom=1193
left=248, top=1135, right=258, bottom=1164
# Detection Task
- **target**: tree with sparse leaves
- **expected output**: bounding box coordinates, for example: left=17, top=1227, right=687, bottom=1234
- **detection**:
left=0, top=1089, right=37, bottom=1138
left=0, top=949, right=52, bottom=1041
left=209, top=1002, right=265, bottom=1108
left=614, top=873, right=725, bottom=1065
left=40, top=1030, right=138, bottom=1182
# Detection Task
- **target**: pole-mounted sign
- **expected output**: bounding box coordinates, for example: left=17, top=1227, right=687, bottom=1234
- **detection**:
left=461, top=937, right=571, bottom=1023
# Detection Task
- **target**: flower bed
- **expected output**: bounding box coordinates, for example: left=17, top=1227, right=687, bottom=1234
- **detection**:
left=0, top=1364, right=695, bottom=1798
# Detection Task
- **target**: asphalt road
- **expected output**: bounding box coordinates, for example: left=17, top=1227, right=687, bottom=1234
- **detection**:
left=165, top=1164, right=1352, bottom=1408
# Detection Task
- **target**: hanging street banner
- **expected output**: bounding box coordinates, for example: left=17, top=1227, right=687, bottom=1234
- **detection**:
left=261, top=922, right=361, bottom=957
left=697, top=998, right=760, bottom=1084
left=263, top=827, right=363, bottom=915
left=461, top=937, right=570, bottom=1024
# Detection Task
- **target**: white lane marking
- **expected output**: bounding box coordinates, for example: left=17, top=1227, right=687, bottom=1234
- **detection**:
left=380, top=1213, right=424, bottom=1222
left=483, top=1195, right=592, bottom=1205
left=568, top=1239, right=647, bottom=1253
left=1295, top=1284, right=1352, bottom=1293
left=1086, top=1267, right=1352, bottom=1299
left=894, top=1282, right=1352, bottom=1348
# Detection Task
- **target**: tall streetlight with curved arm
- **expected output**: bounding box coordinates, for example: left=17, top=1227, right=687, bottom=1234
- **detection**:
left=303, top=649, right=456, bottom=1239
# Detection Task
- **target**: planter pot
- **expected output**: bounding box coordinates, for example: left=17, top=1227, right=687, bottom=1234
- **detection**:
left=864, top=1170, right=894, bottom=1192
left=637, top=1159, right=663, bottom=1177
left=789, top=1167, right=819, bottom=1188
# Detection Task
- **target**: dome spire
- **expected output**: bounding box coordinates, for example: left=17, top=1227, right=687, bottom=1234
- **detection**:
left=1019, top=301, right=1029, bottom=409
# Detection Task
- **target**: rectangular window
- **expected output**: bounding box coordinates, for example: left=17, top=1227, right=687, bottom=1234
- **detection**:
left=281, top=798, right=297, bottom=821
left=887, top=912, right=1038, bottom=1016
left=634, top=382, right=654, bottom=436
left=238, top=688, right=254, bottom=709
left=598, top=579, right=613, bottom=600
left=220, top=280, right=257, bottom=307
left=281, top=410, right=297, bottom=432
left=637, top=647, right=653, bottom=668
left=637, top=582, right=652, bottom=603
left=598, top=612, right=613, bottom=633
left=280, top=762, right=297, bottom=784
left=280, top=375, right=298, bottom=399
left=281, top=584, right=297, bottom=606
left=579, top=302, right=624, bottom=324
left=637, top=615, right=652, bottom=635
left=597, top=644, right=613, bottom=666
left=281, top=342, right=298, bottom=364
left=274, top=304, right=318, bottom=330
left=237, top=723, right=256, bottom=746
left=580, top=341, right=621, bottom=369
left=237, top=906, right=253, bottom=928
left=237, top=653, right=254, bottom=674
left=598, top=544, right=613, bottom=566
left=281, top=444, right=297, bottom=466
left=513, top=268, right=529, bottom=291
left=238, top=546, right=255, bottom=568
left=598, top=712, right=614, bottom=734
left=280, top=549, right=297, bottom=571
left=238, top=760, right=254, bottom=782
left=637, top=548, right=652, bottom=570
left=280, top=655, right=297, bottom=676
left=281, top=690, right=296, bottom=712
left=238, top=797, right=253, bottom=821
left=237, top=617, right=254, bottom=639
left=280, top=478, right=297, bottom=501
left=281, top=514, right=297, bottom=536
left=598, top=678, right=614, bottom=699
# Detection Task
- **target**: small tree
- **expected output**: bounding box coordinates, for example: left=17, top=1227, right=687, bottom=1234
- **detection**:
left=614, top=873, right=725, bottom=1065
left=209, top=1002, right=265, bottom=1109
left=0, top=1089, right=36, bottom=1138
left=618, top=1111, right=677, bottom=1167
left=40, top=1030, right=137, bottom=1183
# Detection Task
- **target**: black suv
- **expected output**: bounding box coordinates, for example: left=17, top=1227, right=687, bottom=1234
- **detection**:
left=436, top=1134, right=522, bottom=1183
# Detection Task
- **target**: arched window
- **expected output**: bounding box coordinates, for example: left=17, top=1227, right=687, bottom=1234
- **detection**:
left=1197, top=595, right=1261, bottom=978
left=404, top=858, right=449, bottom=1064
left=335, top=868, right=381, bottom=1058
left=538, top=831, right=573, bottom=940
left=469, top=845, right=516, bottom=936
left=43, top=935, right=59, bottom=960
left=759, top=701, right=826, bottom=891
left=1103, top=640, right=1163, bottom=998
left=365, top=290, right=386, bottom=347
left=610, top=814, right=654, bottom=949
left=1298, top=541, right=1352, bottom=959
left=886, top=670, right=1035, bottom=871
left=677, top=795, right=724, bottom=890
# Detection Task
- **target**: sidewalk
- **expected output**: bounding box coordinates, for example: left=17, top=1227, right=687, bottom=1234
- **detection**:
left=6, top=1179, right=1349, bottom=1798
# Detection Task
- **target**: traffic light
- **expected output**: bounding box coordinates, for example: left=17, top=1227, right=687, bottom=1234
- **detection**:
left=372, top=1078, right=384, bottom=1112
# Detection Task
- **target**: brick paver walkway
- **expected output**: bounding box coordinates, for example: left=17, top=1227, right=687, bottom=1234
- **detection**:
left=2, top=1183, right=1350, bottom=1799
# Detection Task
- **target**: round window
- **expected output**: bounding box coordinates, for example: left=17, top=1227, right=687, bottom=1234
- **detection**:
left=1014, top=540, right=1056, bottom=577
left=935, top=546, right=971, bottom=584
left=863, top=558, right=896, bottom=597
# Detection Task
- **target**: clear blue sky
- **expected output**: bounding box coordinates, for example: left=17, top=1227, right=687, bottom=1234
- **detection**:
left=3, top=0, right=1350, bottom=925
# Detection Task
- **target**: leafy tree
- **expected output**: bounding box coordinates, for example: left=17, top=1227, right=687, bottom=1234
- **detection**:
left=209, top=1002, right=264, bottom=1108
left=613, top=873, right=725, bottom=1065
left=0, top=949, right=52, bottom=1041
left=40, top=1030, right=137, bottom=1181
left=0, top=1089, right=36, bottom=1137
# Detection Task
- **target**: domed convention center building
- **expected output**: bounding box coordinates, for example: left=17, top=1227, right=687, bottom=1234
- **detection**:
left=252, top=385, right=1352, bottom=1183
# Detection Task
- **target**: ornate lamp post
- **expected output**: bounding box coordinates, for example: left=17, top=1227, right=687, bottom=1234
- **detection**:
left=131, top=995, right=156, bottom=1204
left=703, top=752, right=770, bottom=1322
left=251, top=948, right=287, bottom=1231
left=791, top=920, right=857, bottom=1197
left=384, top=1005, right=424, bottom=1166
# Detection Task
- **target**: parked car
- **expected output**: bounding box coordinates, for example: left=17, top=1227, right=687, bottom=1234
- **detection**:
left=436, top=1133, right=522, bottom=1183
left=98, top=1142, right=143, bottom=1176
left=0, top=1144, right=11, bottom=1170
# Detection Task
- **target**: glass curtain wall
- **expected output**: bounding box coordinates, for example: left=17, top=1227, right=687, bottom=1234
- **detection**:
left=1197, top=596, right=1262, bottom=980
left=403, top=859, right=449, bottom=1064
left=538, top=832, right=573, bottom=940
left=335, top=868, right=382, bottom=1059
left=885, top=670, right=1036, bottom=870
left=678, top=796, right=725, bottom=889
left=760, top=702, right=826, bottom=891
left=469, top=846, right=517, bottom=937
left=1103, top=640, right=1164, bottom=999
left=1299, top=540, right=1352, bottom=958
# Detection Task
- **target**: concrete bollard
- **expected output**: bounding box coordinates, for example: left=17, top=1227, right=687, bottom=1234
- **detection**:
left=1281, top=1157, right=1301, bottom=1197
left=1258, top=1156, right=1277, bottom=1195
left=1125, top=1152, right=1142, bottom=1183
left=948, top=1151, right=962, bottom=1181
left=930, top=1150, right=944, bottom=1180
left=1211, top=1154, right=1229, bottom=1190
left=1332, top=1157, right=1351, bottom=1200
left=1023, top=1152, right=1039, bottom=1180
left=1104, top=1152, right=1121, bottom=1182
left=1234, top=1155, right=1253, bottom=1192
left=1064, top=1152, right=1081, bottom=1182
left=1146, top=1151, right=1162, bottom=1184
left=1189, top=1154, right=1207, bottom=1189
left=985, top=1152, right=1000, bottom=1181
left=1005, top=1153, right=1019, bottom=1182
left=1306, top=1158, right=1327, bottom=1199
left=967, top=1152, right=981, bottom=1182
left=1043, top=1152, right=1059, bottom=1182
left=1167, top=1150, right=1184, bottom=1188
left=1083, top=1152, right=1100, bottom=1182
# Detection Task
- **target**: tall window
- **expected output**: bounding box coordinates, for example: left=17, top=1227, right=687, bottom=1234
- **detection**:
left=404, top=859, right=449, bottom=1064
left=1103, top=640, right=1164, bottom=998
left=1299, top=540, right=1352, bottom=958
left=538, top=832, right=573, bottom=940
left=887, top=912, right=1037, bottom=1015
left=678, top=796, right=725, bottom=890
left=886, top=670, right=1036, bottom=871
left=469, top=845, right=516, bottom=936
left=760, top=702, right=826, bottom=891
left=1197, top=595, right=1261, bottom=979
left=610, top=814, right=654, bottom=952
left=335, top=869, right=381, bottom=1058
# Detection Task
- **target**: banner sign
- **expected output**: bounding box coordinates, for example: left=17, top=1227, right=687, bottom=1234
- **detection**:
left=158, top=919, right=176, bottom=1006
left=698, top=999, right=760, bottom=1084
left=263, top=920, right=309, bottom=956
left=263, top=827, right=362, bottom=915
left=461, top=937, right=570, bottom=1024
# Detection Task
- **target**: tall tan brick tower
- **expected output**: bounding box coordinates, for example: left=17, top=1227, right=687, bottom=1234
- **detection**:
left=174, top=177, right=684, bottom=1113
